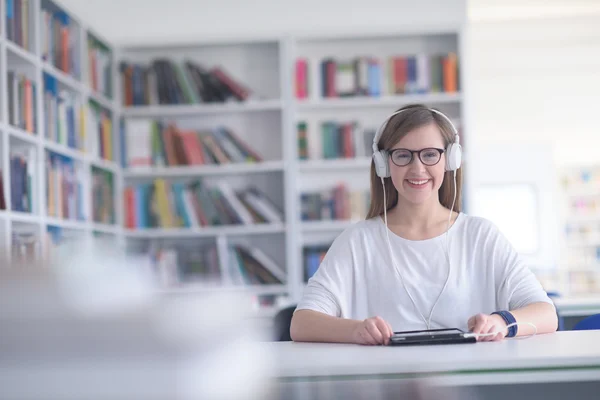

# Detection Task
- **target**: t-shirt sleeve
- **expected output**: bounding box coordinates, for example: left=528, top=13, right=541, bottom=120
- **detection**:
left=294, top=230, right=355, bottom=317
left=486, top=222, right=555, bottom=310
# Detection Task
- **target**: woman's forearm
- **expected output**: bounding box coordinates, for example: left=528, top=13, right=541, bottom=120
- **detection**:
left=290, top=309, right=361, bottom=343
left=511, top=301, right=558, bottom=336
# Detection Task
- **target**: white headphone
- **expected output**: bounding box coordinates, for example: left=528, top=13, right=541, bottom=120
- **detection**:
left=374, top=106, right=461, bottom=330
left=372, top=108, right=462, bottom=178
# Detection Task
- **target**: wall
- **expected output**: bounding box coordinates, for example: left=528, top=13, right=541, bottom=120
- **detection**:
left=468, top=15, right=600, bottom=167
left=466, top=5, right=600, bottom=270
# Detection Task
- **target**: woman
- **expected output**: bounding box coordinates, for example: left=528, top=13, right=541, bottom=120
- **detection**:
left=290, top=104, right=557, bottom=345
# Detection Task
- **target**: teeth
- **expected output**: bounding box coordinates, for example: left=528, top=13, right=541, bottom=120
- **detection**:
left=408, top=179, right=428, bottom=185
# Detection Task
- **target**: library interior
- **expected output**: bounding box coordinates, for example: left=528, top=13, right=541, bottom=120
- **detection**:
left=1, top=0, right=600, bottom=399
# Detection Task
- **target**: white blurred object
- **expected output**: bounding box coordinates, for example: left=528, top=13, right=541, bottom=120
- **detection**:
left=0, top=237, right=273, bottom=400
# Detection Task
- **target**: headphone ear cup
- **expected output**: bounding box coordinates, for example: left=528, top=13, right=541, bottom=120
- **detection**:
left=445, top=143, right=462, bottom=171
left=373, top=151, right=390, bottom=178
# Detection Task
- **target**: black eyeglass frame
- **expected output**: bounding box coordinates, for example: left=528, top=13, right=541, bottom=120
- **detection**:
left=388, top=148, right=446, bottom=167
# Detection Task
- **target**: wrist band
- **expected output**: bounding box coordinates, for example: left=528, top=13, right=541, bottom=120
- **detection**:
left=492, top=310, right=518, bottom=338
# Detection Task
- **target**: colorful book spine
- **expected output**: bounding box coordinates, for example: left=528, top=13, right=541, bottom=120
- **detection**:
left=45, top=152, right=85, bottom=221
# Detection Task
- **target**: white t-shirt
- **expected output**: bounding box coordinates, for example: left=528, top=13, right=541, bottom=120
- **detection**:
left=296, top=213, right=554, bottom=332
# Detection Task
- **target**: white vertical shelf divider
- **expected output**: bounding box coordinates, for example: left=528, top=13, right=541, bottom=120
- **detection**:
left=79, top=14, right=91, bottom=240
left=34, top=0, right=48, bottom=257
left=281, top=36, right=302, bottom=301
left=0, top=0, right=10, bottom=255
left=113, top=47, right=124, bottom=246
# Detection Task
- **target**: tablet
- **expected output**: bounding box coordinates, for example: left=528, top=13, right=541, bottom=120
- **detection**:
left=389, top=328, right=476, bottom=346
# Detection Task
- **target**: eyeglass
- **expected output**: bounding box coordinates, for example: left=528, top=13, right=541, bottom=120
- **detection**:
left=389, top=148, right=445, bottom=167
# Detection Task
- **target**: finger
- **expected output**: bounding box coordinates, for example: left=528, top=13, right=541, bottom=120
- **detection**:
left=471, top=316, right=487, bottom=334
left=491, top=326, right=506, bottom=341
left=360, top=329, right=378, bottom=345
left=475, top=323, right=491, bottom=342
left=374, top=317, right=392, bottom=342
left=385, top=321, right=394, bottom=344
left=467, top=316, right=476, bottom=331
left=473, top=323, right=490, bottom=342
left=366, top=321, right=385, bottom=344
left=361, top=323, right=380, bottom=345
left=483, top=323, right=498, bottom=342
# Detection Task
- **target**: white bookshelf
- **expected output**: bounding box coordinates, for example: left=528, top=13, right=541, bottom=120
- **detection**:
left=1, top=1, right=469, bottom=318
left=557, top=165, right=600, bottom=296
left=1, top=0, right=121, bottom=262
left=115, top=29, right=466, bottom=308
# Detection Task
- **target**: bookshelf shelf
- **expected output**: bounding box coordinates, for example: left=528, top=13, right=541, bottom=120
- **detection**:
left=91, top=223, right=119, bottom=234
left=121, top=99, right=283, bottom=118
left=124, top=223, right=286, bottom=238
left=87, top=91, right=115, bottom=111
left=567, top=237, right=600, bottom=248
left=298, top=157, right=371, bottom=171
left=567, top=213, right=600, bottom=223
left=300, top=220, right=357, bottom=232
left=43, top=139, right=86, bottom=161
left=159, top=283, right=289, bottom=296
left=41, top=62, right=82, bottom=92
left=297, top=92, right=462, bottom=110
left=91, top=158, right=119, bottom=173
left=45, top=217, right=88, bottom=230
left=9, top=212, right=41, bottom=224
left=123, top=161, right=285, bottom=178
left=5, top=41, right=38, bottom=65
left=6, top=125, right=39, bottom=146
left=566, top=187, right=600, bottom=198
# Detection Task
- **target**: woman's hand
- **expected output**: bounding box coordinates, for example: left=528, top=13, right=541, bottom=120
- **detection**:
left=467, top=313, right=508, bottom=342
left=351, top=316, right=393, bottom=345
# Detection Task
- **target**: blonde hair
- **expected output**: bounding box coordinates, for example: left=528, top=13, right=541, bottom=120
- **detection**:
left=366, top=104, right=463, bottom=219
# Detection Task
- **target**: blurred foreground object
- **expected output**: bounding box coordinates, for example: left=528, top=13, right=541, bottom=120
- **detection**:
left=0, top=238, right=273, bottom=400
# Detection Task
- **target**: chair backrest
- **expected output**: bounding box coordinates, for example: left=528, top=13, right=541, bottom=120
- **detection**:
left=573, top=314, right=600, bottom=331
left=273, top=305, right=296, bottom=341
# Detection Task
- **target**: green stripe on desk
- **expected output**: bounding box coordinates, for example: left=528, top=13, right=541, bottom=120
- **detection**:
left=279, top=365, right=600, bottom=383
left=455, top=365, right=600, bottom=375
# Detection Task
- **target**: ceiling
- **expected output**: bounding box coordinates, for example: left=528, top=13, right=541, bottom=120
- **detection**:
left=56, top=0, right=600, bottom=46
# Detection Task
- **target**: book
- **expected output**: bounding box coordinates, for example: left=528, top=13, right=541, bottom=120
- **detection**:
left=123, top=122, right=263, bottom=168
left=120, top=59, right=256, bottom=106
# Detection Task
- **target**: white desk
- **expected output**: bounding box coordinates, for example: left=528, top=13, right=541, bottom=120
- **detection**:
left=266, top=331, right=600, bottom=399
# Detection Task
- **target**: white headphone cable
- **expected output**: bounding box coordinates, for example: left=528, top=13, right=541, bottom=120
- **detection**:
left=428, top=169, right=458, bottom=328
left=465, top=322, right=538, bottom=340
left=381, top=176, right=452, bottom=331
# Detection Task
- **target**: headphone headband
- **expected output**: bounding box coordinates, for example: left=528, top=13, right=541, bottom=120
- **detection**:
left=371, top=108, right=459, bottom=154
left=371, top=107, right=462, bottom=177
